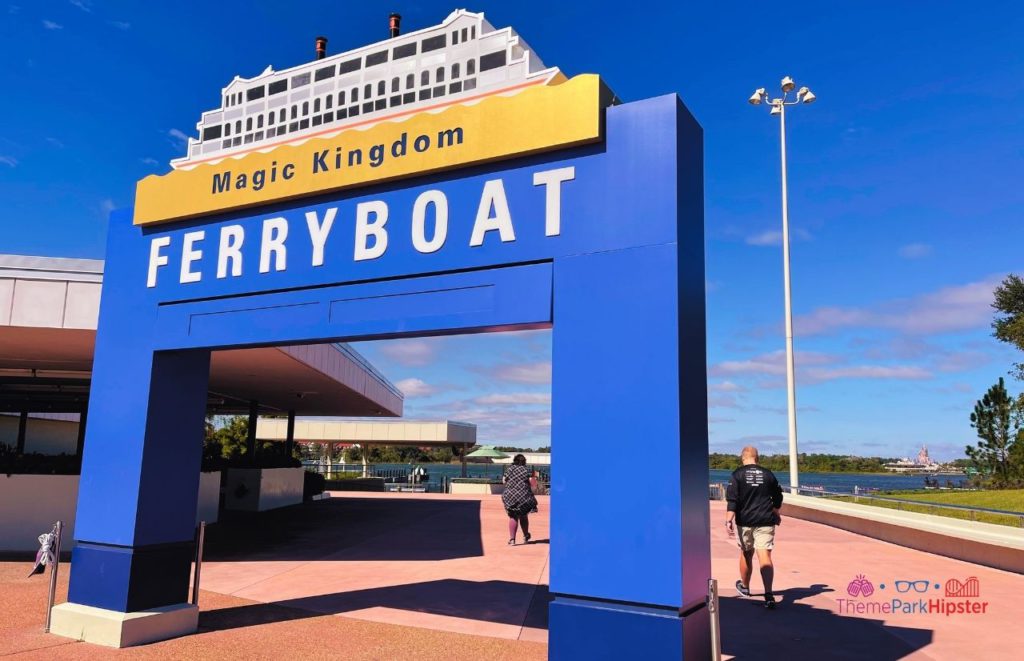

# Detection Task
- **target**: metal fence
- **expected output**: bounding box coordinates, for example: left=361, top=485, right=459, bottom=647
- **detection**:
left=706, top=482, right=1024, bottom=527
left=306, top=462, right=551, bottom=494
left=795, top=486, right=1024, bottom=528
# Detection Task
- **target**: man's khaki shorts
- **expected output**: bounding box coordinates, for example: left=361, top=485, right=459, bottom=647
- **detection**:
left=737, top=525, right=775, bottom=552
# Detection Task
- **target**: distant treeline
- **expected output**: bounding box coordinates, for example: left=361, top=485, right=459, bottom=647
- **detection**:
left=709, top=453, right=897, bottom=473
left=495, top=446, right=551, bottom=453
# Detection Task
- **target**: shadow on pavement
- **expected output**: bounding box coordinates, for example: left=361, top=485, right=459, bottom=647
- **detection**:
left=719, top=583, right=933, bottom=660
left=200, top=579, right=550, bottom=632
left=204, top=497, right=484, bottom=562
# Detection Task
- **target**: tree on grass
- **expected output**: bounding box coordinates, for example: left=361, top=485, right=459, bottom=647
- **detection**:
left=967, top=378, right=1024, bottom=488
left=993, top=274, right=1024, bottom=380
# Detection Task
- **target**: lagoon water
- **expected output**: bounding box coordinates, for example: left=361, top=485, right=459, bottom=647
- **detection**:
left=707, top=469, right=962, bottom=493
left=321, top=462, right=955, bottom=494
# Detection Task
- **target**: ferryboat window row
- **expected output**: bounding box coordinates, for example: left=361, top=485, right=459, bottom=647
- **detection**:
left=338, top=58, right=361, bottom=74
left=422, top=34, right=446, bottom=52
left=315, top=65, right=335, bottom=81
left=206, top=73, right=481, bottom=149
left=203, top=49, right=486, bottom=152
left=366, top=50, right=388, bottom=67
left=221, top=26, right=485, bottom=111
left=393, top=42, right=416, bottom=60
left=480, top=50, right=506, bottom=72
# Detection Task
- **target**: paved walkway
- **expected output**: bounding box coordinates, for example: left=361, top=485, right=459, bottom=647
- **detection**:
left=0, top=492, right=549, bottom=660
left=3, top=495, right=1022, bottom=659
left=199, top=492, right=550, bottom=643
left=710, top=500, right=1023, bottom=660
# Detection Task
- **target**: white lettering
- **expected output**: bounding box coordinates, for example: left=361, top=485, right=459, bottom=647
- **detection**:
left=179, top=231, right=205, bottom=284
left=146, top=236, right=171, bottom=288
left=354, top=200, right=389, bottom=261
left=533, top=166, right=575, bottom=236
left=217, top=225, right=244, bottom=278
left=411, top=190, right=448, bottom=254
left=305, top=207, right=336, bottom=267
left=259, top=217, right=288, bottom=273
left=470, top=179, right=515, bottom=246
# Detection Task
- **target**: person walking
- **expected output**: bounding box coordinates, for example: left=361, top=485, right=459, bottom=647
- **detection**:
left=502, top=454, right=538, bottom=545
left=725, top=446, right=783, bottom=609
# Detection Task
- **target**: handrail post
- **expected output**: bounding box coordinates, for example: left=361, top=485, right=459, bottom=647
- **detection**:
left=708, top=578, right=722, bottom=661
left=43, top=520, right=63, bottom=633
left=191, top=521, right=207, bottom=606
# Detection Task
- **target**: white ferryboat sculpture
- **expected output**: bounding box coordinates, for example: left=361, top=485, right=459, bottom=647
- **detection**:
left=172, top=9, right=564, bottom=170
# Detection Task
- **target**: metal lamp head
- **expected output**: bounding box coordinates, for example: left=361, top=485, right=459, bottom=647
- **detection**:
left=781, top=76, right=795, bottom=93
left=748, top=89, right=764, bottom=105
left=801, top=89, right=817, bottom=104
left=769, top=104, right=782, bottom=116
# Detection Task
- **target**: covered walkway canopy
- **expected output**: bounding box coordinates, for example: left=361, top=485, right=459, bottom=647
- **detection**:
left=256, top=418, right=477, bottom=476
left=256, top=419, right=476, bottom=446
left=0, top=254, right=403, bottom=454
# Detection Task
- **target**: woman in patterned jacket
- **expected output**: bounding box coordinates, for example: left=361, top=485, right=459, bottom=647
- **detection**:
left=502, top=454, right=538, bottom=545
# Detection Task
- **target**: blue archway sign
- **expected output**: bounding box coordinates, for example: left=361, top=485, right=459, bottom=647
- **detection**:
left=56, top=84, right=709, bottom=658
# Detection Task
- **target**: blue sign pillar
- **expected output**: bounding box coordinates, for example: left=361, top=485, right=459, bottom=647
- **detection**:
left=61, top=94, right=709, bottom=658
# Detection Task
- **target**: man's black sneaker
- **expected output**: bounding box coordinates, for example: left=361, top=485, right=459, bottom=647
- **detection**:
left=764, top=594, right=776, bottom=610
left=735, top=581, right=752, bottom=597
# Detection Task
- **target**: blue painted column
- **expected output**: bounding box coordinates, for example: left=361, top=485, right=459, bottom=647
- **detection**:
left=69, top=211, right=212, bottom=612
left=548, top=100, right=709, bottom=660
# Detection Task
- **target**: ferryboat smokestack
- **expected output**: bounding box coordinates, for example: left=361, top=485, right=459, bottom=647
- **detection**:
left=315, top=36, right=328, bottom=60
left=389, top=13, right=401, bottom=38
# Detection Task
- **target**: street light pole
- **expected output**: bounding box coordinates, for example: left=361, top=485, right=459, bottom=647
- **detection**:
left=749, top=77, right=816, bottom=494
left=778, top=102, right=800, bottom=495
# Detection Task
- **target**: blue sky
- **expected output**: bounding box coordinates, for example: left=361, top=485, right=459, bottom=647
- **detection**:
left=2, top=2, right=1023, bottom=457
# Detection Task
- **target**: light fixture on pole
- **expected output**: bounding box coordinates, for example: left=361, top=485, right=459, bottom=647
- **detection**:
left=748, top=76, right=816, bottom=494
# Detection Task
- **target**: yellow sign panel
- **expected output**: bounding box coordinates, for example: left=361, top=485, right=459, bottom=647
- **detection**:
left=134, top=74, right=607, bottom=226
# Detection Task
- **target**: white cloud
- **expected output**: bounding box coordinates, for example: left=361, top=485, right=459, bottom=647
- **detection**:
left=899, top=243, right=932, bottom=259
left=108, top=20, right=130, bottom=30
left=476, top=392, right=551, bottom=405
left=69, top=0, right=92, bottom=12
left=0, top=155, right=17, bottom=167
left=805, top=365, right=931, bottom=381
left=710, top=349, right=932, bottom=384
left=42, top=19, right=62, bottom=29
left=745, top=227, right=812, bottom=246
left=491, top=361, right=551, bottom=384
left=709, top=381, right=745, bottom=392
left=710, top=350, right=838, bottom=377
left=794, top=277, right=1001, bottom=336
left=140, top=157, right=159, bottom=166
left=708, top=393, right=741, bottom=409
left=168, top=128, right=189, bottom=145
left=99, top=199, right=116, bottom=216
left=395, top=377, right=436, bottom=398
left=45, top=137, right=64, bottom=148
left=379, top=339, right=440, bottom=367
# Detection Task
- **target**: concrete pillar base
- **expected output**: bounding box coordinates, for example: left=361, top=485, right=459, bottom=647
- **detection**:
left=49, top=602, right=198, bottom=648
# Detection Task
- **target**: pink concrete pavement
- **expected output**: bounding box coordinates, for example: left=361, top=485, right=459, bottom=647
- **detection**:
left=710, top=500, right=1023, bottom=660
left=198, top=492, right=550, bottom=644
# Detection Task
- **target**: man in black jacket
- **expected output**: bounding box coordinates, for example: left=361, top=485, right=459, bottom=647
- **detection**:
left=725, top=446, right=783, bottom=609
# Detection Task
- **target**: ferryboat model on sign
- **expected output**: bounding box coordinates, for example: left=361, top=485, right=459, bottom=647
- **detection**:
left=172, top=9, right=565, bottom=170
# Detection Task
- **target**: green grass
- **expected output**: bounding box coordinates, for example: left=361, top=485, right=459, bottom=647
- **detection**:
left=831, top=489, right=1024, bottom=527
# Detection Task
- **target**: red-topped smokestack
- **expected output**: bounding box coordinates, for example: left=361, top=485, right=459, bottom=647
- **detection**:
left=315, top=35, right=328, bottom=60
left=389, top=13, right=401, bottom=38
